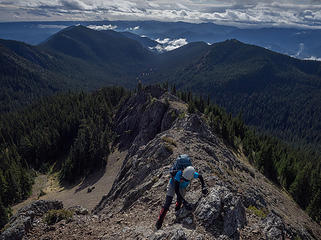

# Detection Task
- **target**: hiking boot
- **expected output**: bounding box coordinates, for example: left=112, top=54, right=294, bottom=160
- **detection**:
left=155, top=207, right=168, bottom=230
left=155, top=219, right=163, bottom=230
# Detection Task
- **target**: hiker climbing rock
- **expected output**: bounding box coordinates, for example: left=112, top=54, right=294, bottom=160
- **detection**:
left=155, top=154, right=208, bottom=230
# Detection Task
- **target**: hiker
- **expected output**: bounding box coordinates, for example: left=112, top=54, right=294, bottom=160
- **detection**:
left=155, top=154, right=208, bottom=230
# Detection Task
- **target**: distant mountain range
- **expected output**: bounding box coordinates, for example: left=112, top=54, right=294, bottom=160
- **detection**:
left=144, top=39, right=321, bottom=148
left=1, top=21, right=321, bottom=60
left=0, top=26, right=153, bottom=111
left=40, top=26, right=154, bottom=67
left=1, top=24, right=321, bottom=150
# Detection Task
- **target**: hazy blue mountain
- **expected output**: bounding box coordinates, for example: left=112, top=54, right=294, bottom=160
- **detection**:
left=1, top=21, right=321, bottom=59
left=40, top=26, right=154, bottom=67
left=226, top=28, right=321, bottom=59
left=0, top=25, right=155, bottom=111
left=0, top=21, right=77, bottom=45
left=145, top=39, right=321, bottom=148
left=155, top=41, right=210, bottom=69
left=120, top=31, right=158, bottom=50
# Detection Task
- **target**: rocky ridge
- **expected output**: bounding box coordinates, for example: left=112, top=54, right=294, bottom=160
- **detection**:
left=2, top=85, right=321, bottom=239
left=0, top=200, right=63, bottom=240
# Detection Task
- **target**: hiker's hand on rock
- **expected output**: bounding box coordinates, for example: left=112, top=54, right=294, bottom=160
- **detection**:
left=202, top=187, right=208, bottom=195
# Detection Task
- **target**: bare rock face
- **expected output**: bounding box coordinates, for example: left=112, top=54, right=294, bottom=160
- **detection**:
left=0, top=200, right=62, bottom=240
left=114, top=85, right=169, bottom=151
left=174, top=114, right=215, bottom=141
left=175, top=207, right=195, bottom=227
left=195, top=186, right=246, bottom=238
left=94, top=85, right=186, bottom=213
left=242, top=187, right=267, bottom=209
left=94, top=134, right=174, bottom=213
left=262, top=211, right=285, bottom=240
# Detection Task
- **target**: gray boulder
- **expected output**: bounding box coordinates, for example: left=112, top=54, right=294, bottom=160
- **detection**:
left=149, top=228, right=187, bottom=240
left=195, top=186, right=246, bottom=237
left=0, top=200, right=63, bottom=240
left=175, top=207, right=195, bottom=227
left=262, top=211, right=285, bottom=240
left=243, top=187, right=267, bottom=208
left=68, top=205, right=89, bottom=215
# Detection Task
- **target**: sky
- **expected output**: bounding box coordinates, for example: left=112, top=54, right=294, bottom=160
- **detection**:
left=1, top=0, right=321, bottom=28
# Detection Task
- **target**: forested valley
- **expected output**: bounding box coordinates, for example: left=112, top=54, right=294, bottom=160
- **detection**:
left=0, top=87, right=127, bottom=228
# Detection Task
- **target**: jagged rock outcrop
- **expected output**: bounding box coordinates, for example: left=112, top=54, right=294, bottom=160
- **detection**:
left=94, top=86, right=186, bottom=213
left=261, top=211, right=285, bottom=239
left=114, top=85, right=170, bottom=152
left=195, top=186, right=246, bottom=238
left=0, top=200, right=62, bottom=240
left=14, top=86, right=321, bottom=240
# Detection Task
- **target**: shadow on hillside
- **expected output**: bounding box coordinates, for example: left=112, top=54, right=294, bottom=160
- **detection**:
left=74, top=167, right=106, bottom=193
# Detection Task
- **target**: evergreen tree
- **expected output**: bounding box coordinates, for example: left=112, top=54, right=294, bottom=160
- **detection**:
left=171, top=84, right=177, bottom=95
left=0, top=197, right=9, bottom=230
left=0, top=86, right=127, bottom=227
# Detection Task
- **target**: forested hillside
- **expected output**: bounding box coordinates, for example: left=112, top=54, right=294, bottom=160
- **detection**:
left=0, top=87, right=127, bottom=229
left=40, top=26, right=154, bottom=72
left=0, top=39, right=69, bottom=112
left=0, top=26, right=153, bottom=112
left=147, top=40, right=321, bottom=152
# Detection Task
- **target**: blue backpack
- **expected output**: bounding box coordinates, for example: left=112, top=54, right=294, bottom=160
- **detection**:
left=170, top=154, right=192, bottom=177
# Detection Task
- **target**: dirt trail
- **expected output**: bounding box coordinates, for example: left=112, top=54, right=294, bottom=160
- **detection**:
left=14, top=149, right=126, bottom=213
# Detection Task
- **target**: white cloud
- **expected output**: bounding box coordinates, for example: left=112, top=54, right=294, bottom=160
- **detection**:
left=295, top=43, right=304, bottom=57
left=87, top=24, right=117, bottom=30
left=126, top=26, right=140, bottom=31
left=1, top=0, right=321, bottom=28
left=304, top=56, right=321, bottom=61
left=149, top=45, right=164, bottom=52
left=151, top=38, right=188, bottom=52
left=60, top=0, right=93, bottom=10
left=155, top=38, right=170, bottom=44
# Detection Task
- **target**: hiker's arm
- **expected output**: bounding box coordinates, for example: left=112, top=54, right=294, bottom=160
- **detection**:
left=198, top=174, right=208, bottom=195
left=198, top=174, right=205, bottom=188
left=174, top=180, right=187, bottom=204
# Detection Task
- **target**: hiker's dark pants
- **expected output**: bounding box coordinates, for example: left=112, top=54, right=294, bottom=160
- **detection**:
left=163, top=180, right=186, bottom=210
